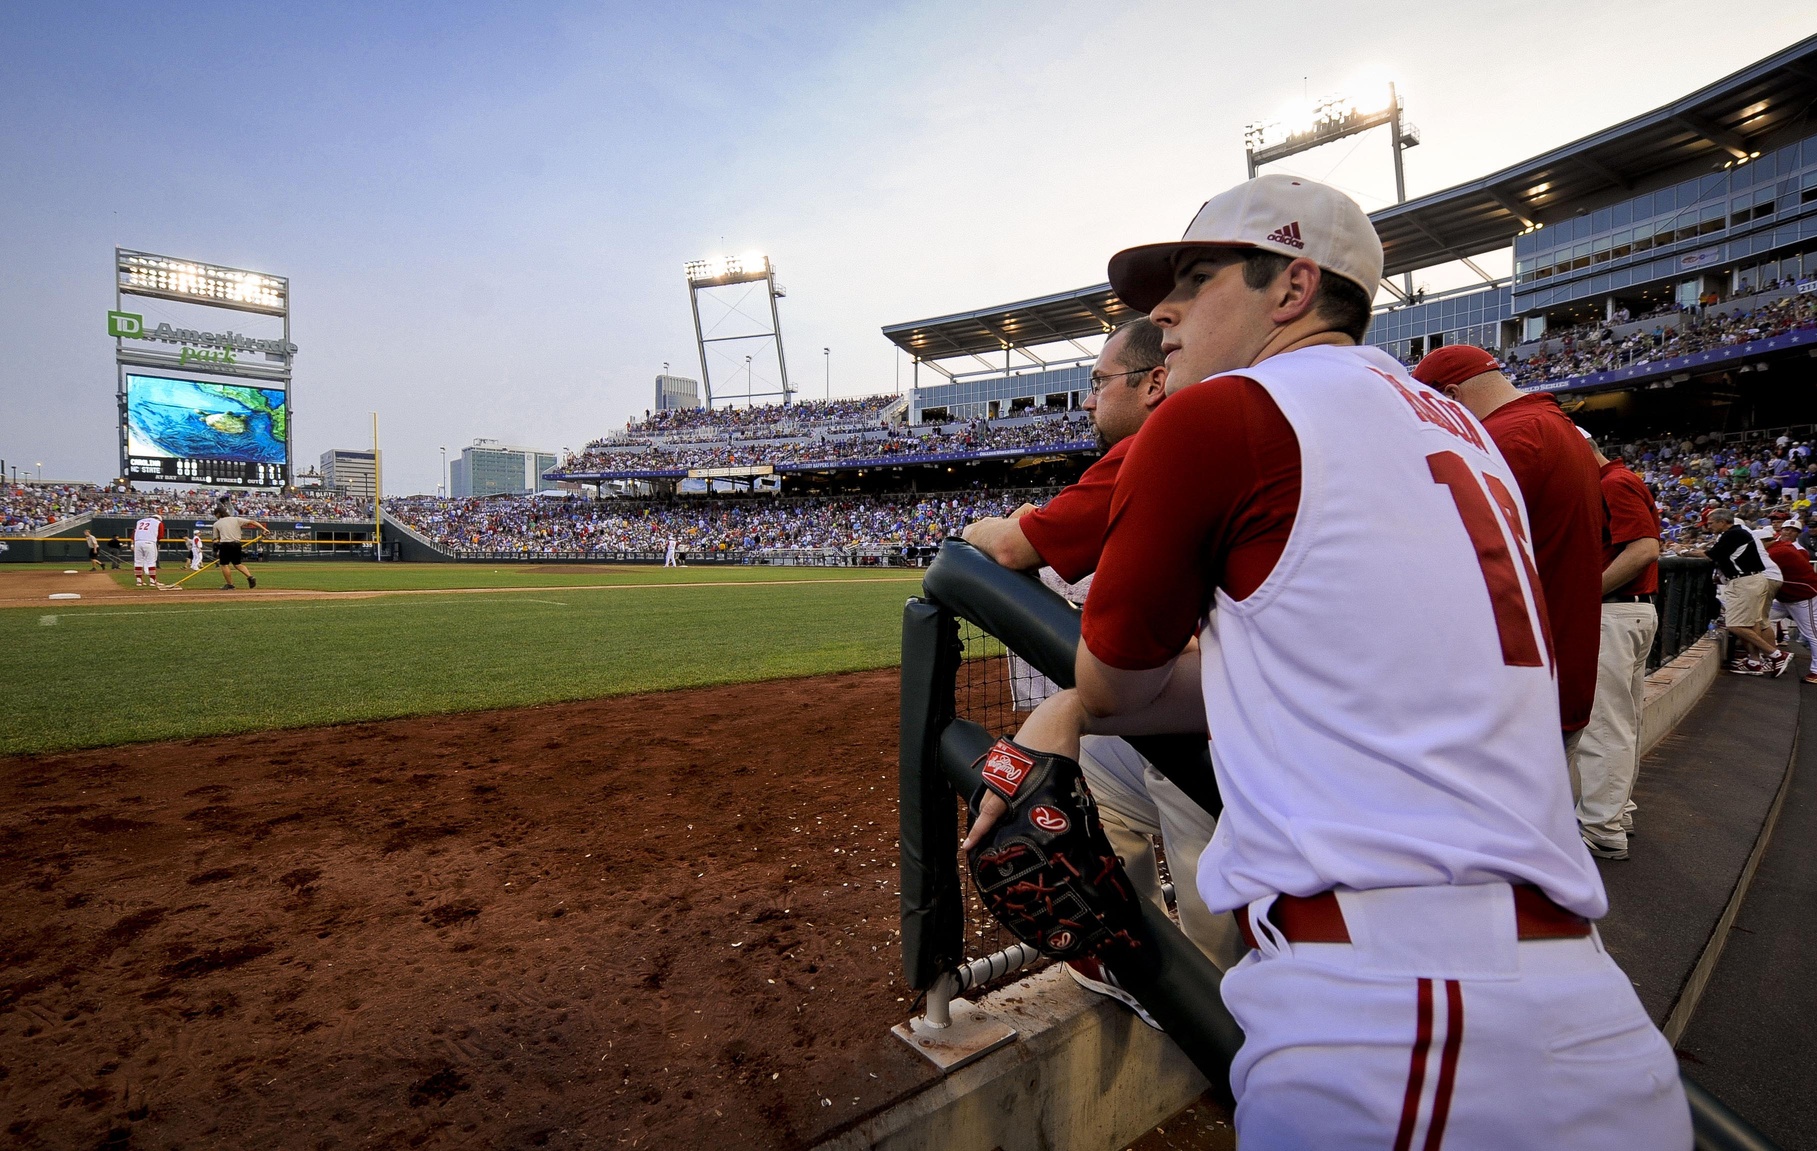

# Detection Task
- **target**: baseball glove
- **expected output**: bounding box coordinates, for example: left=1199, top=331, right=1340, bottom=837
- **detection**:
left=965, top=737, right=1149, bottom=963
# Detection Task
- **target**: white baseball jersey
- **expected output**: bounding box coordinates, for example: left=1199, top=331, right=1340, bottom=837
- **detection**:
left=1192, top=344, right=1605, bottom=919
left=132, top=516, right=163, bottom=546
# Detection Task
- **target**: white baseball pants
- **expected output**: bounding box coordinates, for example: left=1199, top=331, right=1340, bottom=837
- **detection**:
left=1221, top=885, right=1690, bottom=1149
left=132, top=541, right=157, bottom=569
left=1079, top=734, right=1244, bottom=971
left=1574, top=603, right=1657, bottom=849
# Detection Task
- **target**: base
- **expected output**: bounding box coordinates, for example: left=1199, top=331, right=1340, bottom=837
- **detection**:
left=891, top=1006, right=1018, bottom=1073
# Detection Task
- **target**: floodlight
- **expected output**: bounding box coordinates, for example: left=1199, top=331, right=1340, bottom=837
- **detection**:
left=116, top=250, right=286, bottom=315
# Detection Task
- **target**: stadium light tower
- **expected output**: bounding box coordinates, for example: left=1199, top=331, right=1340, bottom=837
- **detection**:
left=683, top=252, right=793, bottom=408
left=1244, top=83, right=1421, bottom=294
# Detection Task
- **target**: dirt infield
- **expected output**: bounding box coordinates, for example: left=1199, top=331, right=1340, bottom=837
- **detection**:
left=0, top=668, right=938, bottom=1149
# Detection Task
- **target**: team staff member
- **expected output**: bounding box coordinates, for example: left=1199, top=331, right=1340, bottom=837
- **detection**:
left=188, top=529, right=205, bottom=572
left=1704, top=507, right=1787, bottom=675
left=1765, top=519, right=1817, bottom=684
left=212, top=511, right=268, bottom=589
left=1411, top=345, right=1603, bottom=748
left=1574, top=436, right=1663, bottom=860
left=980, top=175, right=1685, bottom=1146
left=131, top=511, right=164, bottom=589
left=86, top=528, right=102, bottom=571
left=965, top=319, right=1243, bottom=998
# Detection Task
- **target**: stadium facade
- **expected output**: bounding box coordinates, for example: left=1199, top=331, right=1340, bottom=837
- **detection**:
left=886, top=35, right=1817, bottom=429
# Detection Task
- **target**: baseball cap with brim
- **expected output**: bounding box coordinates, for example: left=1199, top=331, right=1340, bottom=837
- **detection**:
left=1108, top=173, right=1385, bottom=313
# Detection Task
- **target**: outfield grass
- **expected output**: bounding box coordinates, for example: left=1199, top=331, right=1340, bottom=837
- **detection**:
left=94, top=560, right=919, bottom=593
left=1, top=569, right=917, bottom=756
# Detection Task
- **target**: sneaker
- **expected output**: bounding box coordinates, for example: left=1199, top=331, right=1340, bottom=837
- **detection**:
left=1729, top=659, right=1768, bottom=676
left=1066, top=957, right=1161, bottom=1030
left=1803, top=673, right=1817, bottom=685
left=1582, top=835, right=1630, bottom=861
left=1620, top=809, right=1635, bottom=835
left=221, top=584, right=236, bottom=590
left=1769, top=651, right=1793, bottom=678
left=247, top=576, right=256, bottom=588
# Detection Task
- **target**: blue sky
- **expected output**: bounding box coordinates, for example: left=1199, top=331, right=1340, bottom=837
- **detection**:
left=3, top=3, right=1813, bottom=494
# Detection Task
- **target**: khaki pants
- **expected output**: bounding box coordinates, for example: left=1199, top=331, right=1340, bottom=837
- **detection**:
left=1079, top=735, right=1245, bottom=971
left=1574, top=603, right=1658, bottom=849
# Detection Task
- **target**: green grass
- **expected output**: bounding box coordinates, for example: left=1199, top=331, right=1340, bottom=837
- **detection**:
left=1, top=570, right=918, bottom=756
left=98, top=560, right=919, bottom=593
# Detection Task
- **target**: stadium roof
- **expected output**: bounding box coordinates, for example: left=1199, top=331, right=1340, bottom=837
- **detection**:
left=880, top=283, right=1141, bottom=363
left=1375, top=33, right=1817, bottom=277
left=888, top=35, right=1817, bottom=359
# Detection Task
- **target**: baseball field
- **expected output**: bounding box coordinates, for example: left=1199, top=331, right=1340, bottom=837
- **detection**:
left=0, top=561, right=947, bottom=1150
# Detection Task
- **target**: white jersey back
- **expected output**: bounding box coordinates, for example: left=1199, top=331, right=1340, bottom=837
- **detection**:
left=132, top=516, right=162, bottom=546
left=1194, top=344, right=1605, bottom=918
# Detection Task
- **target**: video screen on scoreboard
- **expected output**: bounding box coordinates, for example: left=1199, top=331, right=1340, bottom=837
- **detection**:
left=124, top=374, right=289, bottom=487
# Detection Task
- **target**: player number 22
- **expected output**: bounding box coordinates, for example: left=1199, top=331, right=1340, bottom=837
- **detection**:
left=1427, top=451, right=1552, bottom=668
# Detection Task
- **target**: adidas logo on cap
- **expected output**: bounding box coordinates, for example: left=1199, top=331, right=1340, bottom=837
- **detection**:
left=1266, top=221, right=1304, bottom=249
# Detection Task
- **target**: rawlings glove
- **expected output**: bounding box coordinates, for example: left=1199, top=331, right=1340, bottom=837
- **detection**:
left=965, top=737, right=1148, bottom=962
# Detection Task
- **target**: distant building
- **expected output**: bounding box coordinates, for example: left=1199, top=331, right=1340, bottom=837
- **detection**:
left=451, top=440, right=559, bottom=498
left=655, top=374, right=702, bottom=411
left=320, top=450, right=377, bottom=499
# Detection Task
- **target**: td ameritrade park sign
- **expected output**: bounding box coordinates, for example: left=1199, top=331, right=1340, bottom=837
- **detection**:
left=108, top=310, right=297, bottom=368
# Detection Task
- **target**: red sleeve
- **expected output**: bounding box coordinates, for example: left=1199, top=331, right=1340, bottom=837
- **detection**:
left=1604, top=471, right=1660, bottom=547
left=1480, top=410, right=1547, bottom=503
left=1081, top=377, right=1301, bottom=670
left=1017, top=440, right=1128, bottom=583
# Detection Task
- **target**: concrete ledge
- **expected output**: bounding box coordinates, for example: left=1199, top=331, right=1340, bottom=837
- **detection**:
left=814, top=966, right=1206, bottom=1151
left=1640, top=635, right=1722, bottom=759
left=833, top=636, right=1724, bottom=1151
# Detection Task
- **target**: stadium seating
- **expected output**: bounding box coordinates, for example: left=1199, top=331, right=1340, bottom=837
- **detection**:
left=0, top=485, right=373, bottom=533
left=384, top=489, right=1051, bottom=557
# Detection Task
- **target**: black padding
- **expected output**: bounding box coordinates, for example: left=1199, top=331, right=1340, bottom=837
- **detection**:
left=898, top=597, right=964, bottom=990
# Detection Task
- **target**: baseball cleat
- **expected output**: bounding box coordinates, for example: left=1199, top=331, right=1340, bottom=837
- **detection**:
left=1581, top=835, right=1629, bottom=861
left=247, top=576, right=256, bottom=588
left=1066, top=957, right=1161, bottom=1030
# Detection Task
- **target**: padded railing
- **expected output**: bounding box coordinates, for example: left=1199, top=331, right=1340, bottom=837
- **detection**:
left=1652, top=555, right=1718, bottom=670
left=899, top=538, right=1779, bottom=1147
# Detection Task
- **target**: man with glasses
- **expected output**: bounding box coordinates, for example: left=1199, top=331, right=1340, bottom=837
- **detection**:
left=962, top=319, right=1243, bottom=1027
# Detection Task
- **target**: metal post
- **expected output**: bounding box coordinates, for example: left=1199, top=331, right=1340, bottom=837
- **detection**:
left=688, top=281, right=713, bottom=408
left=1390, top=82, right=1415, bottom=300
left=767, top=266, right=792, bottom=405
left=824, top=347, right=830, bottom=403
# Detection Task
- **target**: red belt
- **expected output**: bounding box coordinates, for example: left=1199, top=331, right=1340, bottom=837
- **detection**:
left=1237, top=884, right=1591, bottom=951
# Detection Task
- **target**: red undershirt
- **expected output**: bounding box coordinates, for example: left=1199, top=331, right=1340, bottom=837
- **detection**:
left=1082, top=377, right=1302, bottom=670
left=1018, top=438, right=1132, bottom=583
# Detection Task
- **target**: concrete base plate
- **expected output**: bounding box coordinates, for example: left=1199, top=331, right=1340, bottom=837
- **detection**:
left=892, top=1008, right=1017, bottom=1073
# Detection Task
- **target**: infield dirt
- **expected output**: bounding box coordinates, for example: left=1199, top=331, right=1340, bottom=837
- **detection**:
left=0, top=667, right=938, bottom=1150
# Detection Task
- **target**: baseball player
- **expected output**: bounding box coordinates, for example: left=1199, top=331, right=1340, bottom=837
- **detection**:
left=212, top=509, right=268, bottom=589
left=664, top=535, right=679, bottom=567
left=187, top=529, right=205, bottom=572
left=1573, top=434, right=1663, bottom=859
left=966, top=175, right=1687, bottom=1147
left=963, top=319, right=1243, bottom=1017
left=1765, top=519, right=1817, bottom=683
left=1411, top=345, right=1604, bottom=755
left=131, top=511, right=164, bottom=588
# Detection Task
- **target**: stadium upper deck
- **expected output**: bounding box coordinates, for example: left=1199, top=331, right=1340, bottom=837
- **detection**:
left=885, top=34, right=1817, bottom=416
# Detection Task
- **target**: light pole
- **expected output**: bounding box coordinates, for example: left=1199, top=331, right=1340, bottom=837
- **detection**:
left=440, top=446, right=448, bottom=499
left=745, top=355, right=753, bottom=406
left=35, top=462, right=43, bottom=483
left=823, top=347, right=830, bottom=403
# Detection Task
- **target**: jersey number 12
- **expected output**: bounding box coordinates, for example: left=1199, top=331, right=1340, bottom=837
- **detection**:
left=1428, top=451, right=1553, bottom=668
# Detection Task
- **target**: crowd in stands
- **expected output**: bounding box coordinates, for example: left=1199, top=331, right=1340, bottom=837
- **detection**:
left=608, top=395, right=901, bottom=446
left=1500, top=287, right=1817, bottom=388
left=560, top=411, right=1095, bottom=475
left=1608, top=430, right=1817, bottom=551
left=386, top=489, right=1049, bottom=555
left=0, top=483, right=372, bottom=533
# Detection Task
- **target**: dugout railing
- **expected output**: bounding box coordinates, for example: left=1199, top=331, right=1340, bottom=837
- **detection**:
left=898, top=538, right=1778, bottom=1148
left=1653, top=555, right=1719, bottom=669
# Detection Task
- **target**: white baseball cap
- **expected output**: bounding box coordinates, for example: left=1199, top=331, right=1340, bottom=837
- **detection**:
left=1108, top=173, right=1385, bottom=312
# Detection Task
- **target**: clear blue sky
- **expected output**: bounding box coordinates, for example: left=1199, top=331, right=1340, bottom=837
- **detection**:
left=3, top=2, right=1812, bottom=493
